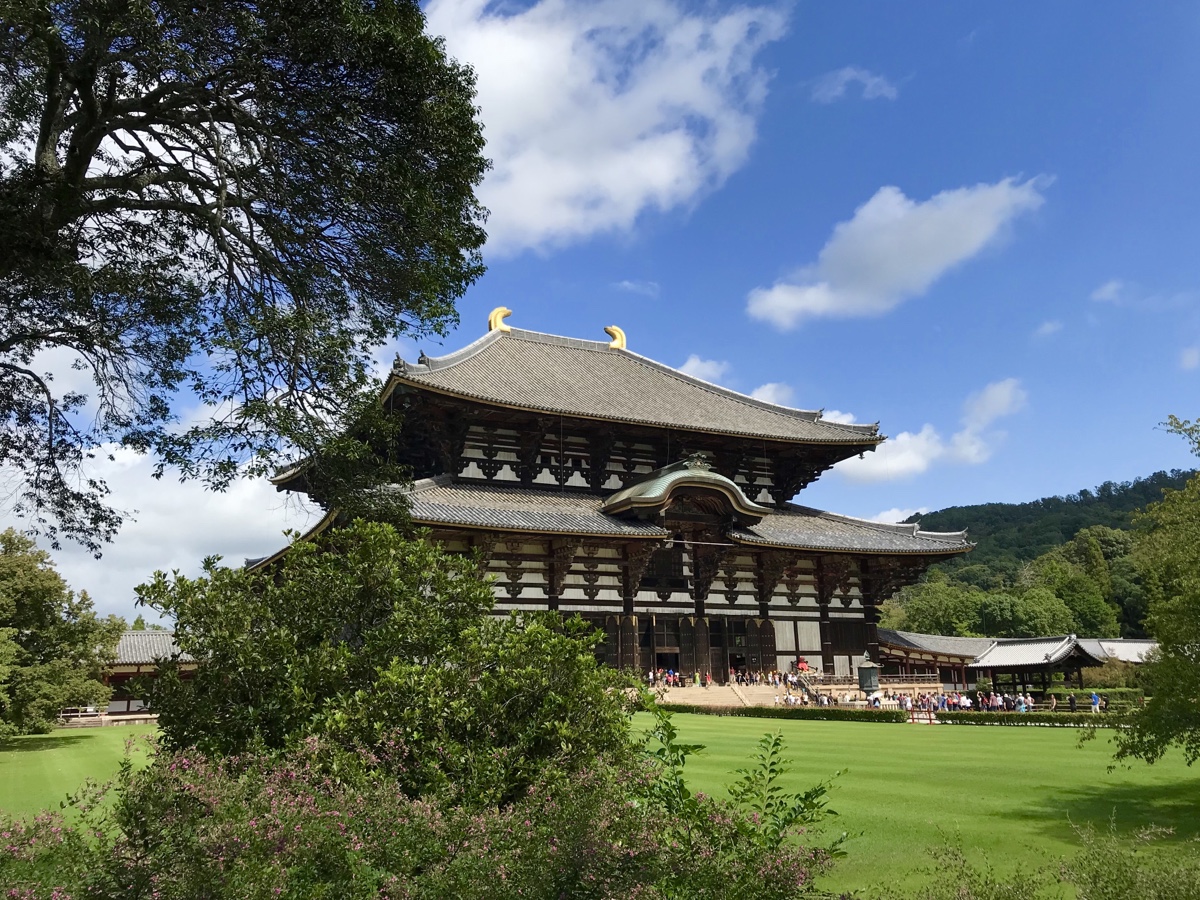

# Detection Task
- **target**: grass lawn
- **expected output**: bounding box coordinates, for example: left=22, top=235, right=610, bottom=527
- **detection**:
left=648, top=713, right=1200, bottom=895
left=3, top=717, right=1198, bottom=895
left=0, top=725, right=155, bottom=820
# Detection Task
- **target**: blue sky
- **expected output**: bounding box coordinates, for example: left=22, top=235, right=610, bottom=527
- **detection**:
left=26, top=1, right=1200, bottom=617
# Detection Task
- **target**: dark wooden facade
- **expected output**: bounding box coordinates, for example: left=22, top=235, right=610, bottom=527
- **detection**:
left=273, top=315, right=972, bottom=681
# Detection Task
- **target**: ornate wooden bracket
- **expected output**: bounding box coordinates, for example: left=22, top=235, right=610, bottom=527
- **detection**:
left=859, top=556, right=927, bottom=605
left=755, top=550, right=793, bottom=608
left=783, top=565, right=806, bottom=606
left=472, top=532, right=499, bottom=576
left=769, top=456, right=826, bottom=507
left=548, top=537, right=582, bottom=598
left=586, top=429, right=616, bottom=492
left=815, top=554, right=855, bottom=606
left=516, top=419, right=553, bottom=485
left=689, top=543, right=730, bottom=601
left=721, top=560, right=741, bottom=604
left=622, top=542, right=657, bottom=600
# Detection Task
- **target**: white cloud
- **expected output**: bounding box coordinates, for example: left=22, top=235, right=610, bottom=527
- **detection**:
left=2, top=448, right=317, bottom=621
left=870, top=506, right=929, bottom=524
left=427, top=0, right=788, bottom=255
left=836, top=378, right=1026, bottom=482
left=678, top=355, right=730, bottom=383
left=1033, top=320, right=1063, bottom=338
left=1181, top=347, right=1200, bottom=371
left=821, top=409, right=857, bottom=424
left=811, top=66, right=898, bottom=103
left=750, top=382, right=794, bottom=405
left=1090, top=279, right=1126, bottom=303
left=960, top=377, right=1027, bottom=432
left=746, top=177, right=1048, bottom=330
left=613, top=279, right=660, bottom=297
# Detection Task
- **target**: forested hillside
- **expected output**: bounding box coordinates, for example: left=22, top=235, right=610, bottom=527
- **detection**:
left=883, top=469, right=1197, bottom=639
left=907, top=469, right=1194, bottom=580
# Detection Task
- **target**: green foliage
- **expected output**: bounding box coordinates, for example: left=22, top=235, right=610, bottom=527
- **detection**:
left=974, top=588, right=1075, bottom=638
left=1115, top=447, right=1200, bottom=763
left=657, top=703, right=909, bottom=723
left=0, top=529, right=122, bottom=735
left=1063, top=823, right=1200, bottom=900
left=0, top=0, right=488, bottom=551
left=0, top=714, right=841, bottom=899
left=725, top=730, right=843, bottom=850
left=909, top=469, right=1194, bottom=576
left=885, top=567, right=1113, bottom=639
left=139, top=520, right=635, bottom=806
left=873, top=844, right=1057, bottom=900
left=885, top=576, right=985, bottom=636
left=877, top=824, right=1200, bottom=900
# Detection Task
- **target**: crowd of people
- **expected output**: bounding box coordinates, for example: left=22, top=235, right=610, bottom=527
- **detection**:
left=647, top=667, right=1113, bottom=717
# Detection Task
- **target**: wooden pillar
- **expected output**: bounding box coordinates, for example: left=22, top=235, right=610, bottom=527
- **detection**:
left=817, top=599, right=834, bottom=676
left=813, top=556, right=849, bottom=677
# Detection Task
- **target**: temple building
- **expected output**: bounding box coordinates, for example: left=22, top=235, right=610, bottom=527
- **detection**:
left=267, top=309, right=973, bottom=682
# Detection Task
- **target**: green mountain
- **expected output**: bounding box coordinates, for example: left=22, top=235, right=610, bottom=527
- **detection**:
left=907, top=469, right=1195, bottom=580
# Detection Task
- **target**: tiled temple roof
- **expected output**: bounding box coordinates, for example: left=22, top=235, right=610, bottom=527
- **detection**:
left=114, top=631, right=191, bottom=665
left=877, top=629, right=996, bottom=659
left=401, top=478, right=970, bottom=554
left=729, top=504, right=971, bottom=555
left=388, top=328, right=881, bottom=445
left=404, top=478, right=668, bottom=537
left=968, top=636, right=1106, bottom=670
left=1078, top=638, right=1157, bottom=663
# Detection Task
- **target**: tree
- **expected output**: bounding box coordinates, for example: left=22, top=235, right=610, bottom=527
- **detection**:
left=0, top=0, right=488, bottom=552
left=138, top=520, right=636, bottom=806
left=1116, top=416, right=1200, bottom=764
left=883, top=575, right=984, bottom=636
left=0, top=528, right=123, bottom=735
left=974, top=588, right=1074, bottom=638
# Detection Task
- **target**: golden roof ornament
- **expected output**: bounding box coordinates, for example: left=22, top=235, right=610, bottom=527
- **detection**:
left=604, top=325, right=626, bottom=349
left=487, top=306, right=512, bottom=332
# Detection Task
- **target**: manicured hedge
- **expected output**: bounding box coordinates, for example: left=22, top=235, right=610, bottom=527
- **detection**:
left=937, top=711, right=1121, bottom=728
left=657, top=703, right=908, bottom=724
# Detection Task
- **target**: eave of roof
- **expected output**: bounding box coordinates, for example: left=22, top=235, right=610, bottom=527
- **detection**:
left=729, top=504, right=973, bottom=556
left=968, top=635, right=1107, bottom=670
left=386, top=327, right=883, bottom=446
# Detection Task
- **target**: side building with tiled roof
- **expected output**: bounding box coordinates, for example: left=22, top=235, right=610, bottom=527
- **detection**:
left=105, top=631, right=196, bottom=714
left=266, top=310, right=973, bottom=681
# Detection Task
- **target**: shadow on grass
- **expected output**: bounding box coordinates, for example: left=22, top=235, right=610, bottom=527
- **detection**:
left=0, top=733, right=94, bottom=753
left=1011, top=776, right=1200, bottom=844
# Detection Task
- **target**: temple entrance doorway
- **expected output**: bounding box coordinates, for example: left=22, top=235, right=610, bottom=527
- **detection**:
left=728, top=653, right=746, bottom=675
left=656, top=651, right=680, bottom=673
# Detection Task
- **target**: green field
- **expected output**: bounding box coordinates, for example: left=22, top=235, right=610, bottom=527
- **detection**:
left=646, top=714, right=1200, bottom=894
left=2, top=717, right=1198, bottom=894
left=0, top=726, right=155, bottom=820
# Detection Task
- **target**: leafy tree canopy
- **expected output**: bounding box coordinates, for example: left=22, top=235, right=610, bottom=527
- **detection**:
left=0, top=528, right=122, bottom=737
left=1116, top=416, right=1200, bottom=765
left=0, top=0, right=488, bottom=552
left=138, top=520, right=636, bottom=807
left=909, top=469, right=1194, bottom=583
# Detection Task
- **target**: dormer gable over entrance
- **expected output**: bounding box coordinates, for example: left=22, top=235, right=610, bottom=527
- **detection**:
left=602, top=453, right=770, bottom=527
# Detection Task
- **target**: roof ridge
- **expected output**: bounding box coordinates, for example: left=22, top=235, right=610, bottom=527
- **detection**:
left=392, top=326, right=880, bottom=440
left=781, top=503, right=970, bottom=542
left=615, top=345, right=880, bottom=435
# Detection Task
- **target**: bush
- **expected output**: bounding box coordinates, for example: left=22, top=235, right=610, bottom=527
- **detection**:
left=936, top=711, right=1120, bottom=727
left=0, top=715, right=844, bottom=900
left=658, top=703, right=908, bottom=724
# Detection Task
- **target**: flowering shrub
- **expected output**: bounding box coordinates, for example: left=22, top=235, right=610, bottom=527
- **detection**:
left=0, top=718, right=842, bottom=900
